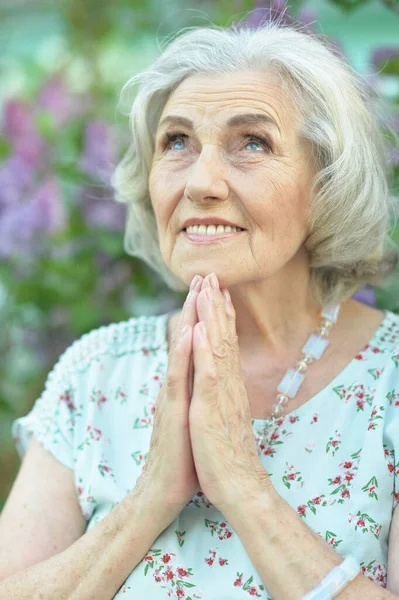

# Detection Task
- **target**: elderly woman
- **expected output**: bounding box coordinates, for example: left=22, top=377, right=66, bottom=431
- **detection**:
left=1, top=19, right=399, bottom=600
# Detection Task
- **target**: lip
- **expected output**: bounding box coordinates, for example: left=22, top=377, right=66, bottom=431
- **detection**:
left=182, top=229, right=245, bottom=244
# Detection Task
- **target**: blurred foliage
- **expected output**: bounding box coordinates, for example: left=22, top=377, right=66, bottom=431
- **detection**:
left=0, top=0, right=398, bottom=510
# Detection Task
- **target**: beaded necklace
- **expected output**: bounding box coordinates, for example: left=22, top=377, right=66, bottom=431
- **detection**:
left=254, top=304, right=341, bottom=454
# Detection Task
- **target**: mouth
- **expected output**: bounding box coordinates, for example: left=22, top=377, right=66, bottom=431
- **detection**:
left=182, top=227, right=246, bottom=245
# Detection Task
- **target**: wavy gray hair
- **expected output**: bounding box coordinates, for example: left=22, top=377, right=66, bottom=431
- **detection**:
left=111, top=17, right=399, bottom=306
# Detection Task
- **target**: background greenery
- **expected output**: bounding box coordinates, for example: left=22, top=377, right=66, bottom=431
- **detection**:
left=1, top=0, right=398, bottom=510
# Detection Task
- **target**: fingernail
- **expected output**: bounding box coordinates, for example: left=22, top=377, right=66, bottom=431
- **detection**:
left=223, top=289, right=231, bottom=303
left=209, top=273, right=219, bottom=289
left=190, top=275, right=199, bottom=291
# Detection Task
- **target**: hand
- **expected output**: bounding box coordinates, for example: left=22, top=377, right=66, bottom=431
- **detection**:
left=136, top=274, right=204, bottom=526
left=188, top=273, right=272, bottom=511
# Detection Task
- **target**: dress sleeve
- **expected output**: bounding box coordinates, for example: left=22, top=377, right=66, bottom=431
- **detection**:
left=382, top=342, right=399, bottom=513
left=11, top=340, right=80, bottom=470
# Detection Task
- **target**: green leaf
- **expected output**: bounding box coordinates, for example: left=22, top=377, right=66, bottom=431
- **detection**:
left=69, top=300, right=102, bottom=335
left=0, top=138, right=12, bottom=160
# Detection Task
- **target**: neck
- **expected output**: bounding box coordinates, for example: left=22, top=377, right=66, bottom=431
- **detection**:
left=228, top=264, right=326, bottom=361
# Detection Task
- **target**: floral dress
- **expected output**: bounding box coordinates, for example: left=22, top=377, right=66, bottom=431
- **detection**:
left=11, top=309, right=399, bottom=599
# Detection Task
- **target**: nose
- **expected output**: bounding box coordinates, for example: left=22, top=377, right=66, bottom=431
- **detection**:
left=184, top=145, right=229, bottom=203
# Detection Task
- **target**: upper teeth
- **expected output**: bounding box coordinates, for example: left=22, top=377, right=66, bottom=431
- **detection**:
left=185, top=224, right=243, bottom=234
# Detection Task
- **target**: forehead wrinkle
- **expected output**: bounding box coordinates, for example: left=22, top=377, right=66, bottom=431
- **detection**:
left=161, top=93, right=290, bottom=141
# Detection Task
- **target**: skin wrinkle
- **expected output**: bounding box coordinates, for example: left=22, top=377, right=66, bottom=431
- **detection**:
left=149, top=70, right=333, bottom=364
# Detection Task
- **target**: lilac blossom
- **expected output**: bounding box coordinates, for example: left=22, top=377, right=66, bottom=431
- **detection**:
left=2, top=99, right=48, bottom=170
left=79, top=120, right=118, bottom=183
left=36, top=73, right=93, bottom=128
left=297, top=5, right=318, bottom=27
left=80, top=185, right=126, bottom=231
left=371, top=47, right=399, bottom=69
left=0, top=175, right=66, bottom=259
left=352, top=285, right=376, bottom=307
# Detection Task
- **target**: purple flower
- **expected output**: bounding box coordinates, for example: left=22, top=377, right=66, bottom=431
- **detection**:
left=36, top=73, right=92, bottom=128
left=2, top=98, right=48, bottom=169
left=241, top=0, right=291, bottom=27
left=0, top=175, right=66, bottom=259
left=80, top=185, right=126, bottom=231
left=352, top=285, right=376, bottom=307
left=2, top=99, right=35, bottom=139
left=0, top=154, right=36, bottom=210
left=371, top=47, right=399, bottom=68
left=297, top=5, right=318, bottom=27
left=79, top=120, right=118, bottom=183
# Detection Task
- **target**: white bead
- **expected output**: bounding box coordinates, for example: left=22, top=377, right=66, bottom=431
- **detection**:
left=272, top=403, right=284, bottom=417
left=277, top=368, right=305, bottom=398
left=277, top=393, right=289, bottom=406
left=319, top=327, right=329, bottom=337
left=321, top=319, right=333, bottom=329
left=296, top=360, right=308, bottom=372
left=302, top=334, right=329, bottom=360
left=304, top=355, right=314, bottom=365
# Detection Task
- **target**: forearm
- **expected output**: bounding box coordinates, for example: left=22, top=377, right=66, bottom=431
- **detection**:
left=222, top=484, right=396, bottom=600
left=0, top=485, right=168, bottom=600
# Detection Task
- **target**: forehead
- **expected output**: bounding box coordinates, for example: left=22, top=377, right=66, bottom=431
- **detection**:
left=160, top=70, right=296, bottom=132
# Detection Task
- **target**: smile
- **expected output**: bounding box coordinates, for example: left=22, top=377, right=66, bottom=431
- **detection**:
left=182, top=229, right=246, bottom=244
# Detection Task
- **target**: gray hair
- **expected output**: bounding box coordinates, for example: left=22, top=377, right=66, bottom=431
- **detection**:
left=111, top=17, right=399, bottom=306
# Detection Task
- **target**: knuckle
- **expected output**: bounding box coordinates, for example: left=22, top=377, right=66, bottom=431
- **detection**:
left=166, top=369, right=182, bottom=389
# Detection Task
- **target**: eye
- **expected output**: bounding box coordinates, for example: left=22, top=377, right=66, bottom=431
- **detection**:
left=242, top=135, right=272, bottom=152
left=164, top=132, right=188, bottom=151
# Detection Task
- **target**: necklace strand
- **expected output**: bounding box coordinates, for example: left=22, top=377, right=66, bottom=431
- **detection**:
left=254, top=303, right=341, bottom=455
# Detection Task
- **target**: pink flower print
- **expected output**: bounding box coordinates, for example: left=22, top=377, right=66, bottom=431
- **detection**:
left=357, top=517, right=366, bottom=528
left=341, top=488, right=350, bottom=499
left=176, top=567, right=189, bottom=578
left=313, top=496, right=322, bottom=505
left=142, top=348, right=150, bottom=356
left=115, top=387, right=128, bottom=404
left=311, top=414, right=318, bottom=423
left=205, top=556, right=215, bottom=566
left=289, top=415, right=299, bottom=424
left=59, top=390, right=76, bottom=412
left=342, top=461, right=353, bottom=469
left=162, top=553, right=172, bottom=564
left=87, top=424, right=102, bottom=441
left=326, top=432, right=341, bottom=455
left=388, top=462, right=395, bottom=474
left=234, top=575, right=244, bottom=587
left=372, top=347, right=381, bottom=354
left=344, top=472, right=354, bottom=483
left=298, top=504, right=307, bottom=517
left=219, top=557, right=227, bottom=566
left=90, top=388, right=109, bottom=409
left=98, top=457, right=115, bottom=479
left=332, top=475, right=342, bottom=484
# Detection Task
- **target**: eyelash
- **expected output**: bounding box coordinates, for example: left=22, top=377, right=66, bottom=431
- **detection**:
left=163, top=132, right=272, bottom=152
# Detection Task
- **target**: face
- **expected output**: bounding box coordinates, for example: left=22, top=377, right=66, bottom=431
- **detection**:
left=149, top=70, right=315, bottom=290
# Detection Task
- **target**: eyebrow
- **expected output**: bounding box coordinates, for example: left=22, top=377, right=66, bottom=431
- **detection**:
left=158, top=113, right=281, bottom=134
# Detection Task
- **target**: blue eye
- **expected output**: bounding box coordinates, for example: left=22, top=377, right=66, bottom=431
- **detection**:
left=243, top=135, right=271, bottom=152
left=163, top=132, right=272, bottom=153
left=165, top=133, right=187, bottom=151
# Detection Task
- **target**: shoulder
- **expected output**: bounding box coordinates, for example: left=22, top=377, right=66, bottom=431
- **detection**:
left=54, top=312, right=171, bottom=378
